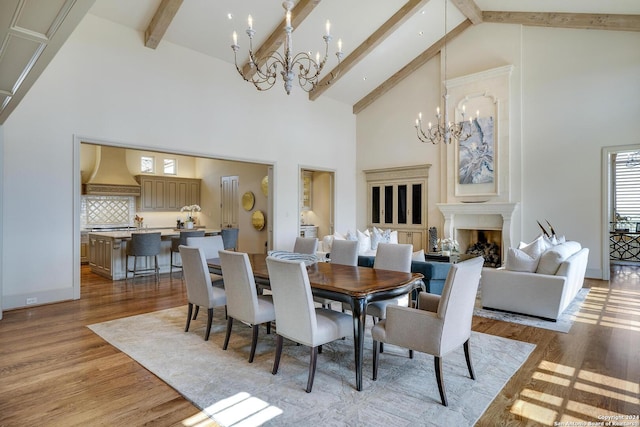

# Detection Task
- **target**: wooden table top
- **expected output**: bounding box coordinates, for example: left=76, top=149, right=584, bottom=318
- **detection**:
left=208, top=253, right=423, bottom=299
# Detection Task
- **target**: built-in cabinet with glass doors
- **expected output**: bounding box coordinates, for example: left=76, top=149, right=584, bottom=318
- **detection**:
left=365, top=165, right=430, bottom=251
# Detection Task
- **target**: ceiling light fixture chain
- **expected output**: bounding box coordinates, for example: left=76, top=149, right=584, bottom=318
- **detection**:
left=414, top=0, right=477, bottom=144
left=231, top=1, right=343, bottom=95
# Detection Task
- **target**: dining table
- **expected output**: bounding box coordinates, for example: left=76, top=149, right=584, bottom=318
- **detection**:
left=207, top=253, right=423, bottom=391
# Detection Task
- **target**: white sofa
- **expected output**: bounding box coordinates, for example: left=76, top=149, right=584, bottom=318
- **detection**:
left=481, top=246, right=589, bottom=321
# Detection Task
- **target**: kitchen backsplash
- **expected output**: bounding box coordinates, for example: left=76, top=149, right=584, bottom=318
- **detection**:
left=81, top=196, right=207, bottom=229
left=81, top=196, right=135, bottom=228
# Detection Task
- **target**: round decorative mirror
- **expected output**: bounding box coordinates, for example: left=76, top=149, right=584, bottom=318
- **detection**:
left=252, top=210, right=265, bottom=230
left=242, top=191, right=255, bottom=211
left=261, top=176, right=269, bottom=197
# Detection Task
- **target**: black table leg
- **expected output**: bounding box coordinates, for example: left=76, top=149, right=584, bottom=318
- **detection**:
left=350, top=297, right=367, bottom=391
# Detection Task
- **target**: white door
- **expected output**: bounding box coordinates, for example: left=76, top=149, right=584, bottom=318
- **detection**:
left=220, top=176, right=239, bottom=228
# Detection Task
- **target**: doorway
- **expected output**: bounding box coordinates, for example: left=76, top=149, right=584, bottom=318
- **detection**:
left=602, top=144, right=640, bottom=281
left=299, top=168, right=335, bottom=242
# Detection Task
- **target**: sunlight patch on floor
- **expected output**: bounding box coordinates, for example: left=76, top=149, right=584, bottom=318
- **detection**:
left=181, top=392, right=283, bottom=427
left=512, top=359, right=639, bottom=425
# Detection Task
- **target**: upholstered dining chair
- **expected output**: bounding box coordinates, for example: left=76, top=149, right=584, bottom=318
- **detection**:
left=329, top=239, right=359, bottom=266
left=170, top=230, right=205, bottom=277
left=266, top=256, right=352, bottom=393
left=293, top=237, right=318, bottom=254
left=179, top=245, right=227, bottom=341
left=315, top=239, right=359, bottom=310
left=371, top=256, right=484, bottom=406
left=126, top=232, right=162, bottom=283
left=219, top=250, right=276, bottom=363
left=186, top=235, right=225, bottom=287
left=221, top=227, right=239, bottom=251
left=366, top=243, right=413, bottom=320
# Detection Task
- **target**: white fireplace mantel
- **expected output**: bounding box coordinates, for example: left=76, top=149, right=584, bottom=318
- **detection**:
left=437, top=202, right=520, bottom=255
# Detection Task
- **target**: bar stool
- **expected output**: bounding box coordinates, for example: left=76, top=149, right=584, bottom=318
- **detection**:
left=170, top=230, right=205, bottom=277
left=126, top=232, right=162, bottom=282
left=221, top=228, right=239, bottom=251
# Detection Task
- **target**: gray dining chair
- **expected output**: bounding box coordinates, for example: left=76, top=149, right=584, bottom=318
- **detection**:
left=293, top=237, right=318, bottom=254
left=221, top=228, right=239, bottom=251
left=219, top=250, right=275, bottom=363
left=186, top=235, right=225, bottom=287
left=170, top=230, right=205, bottom=277
left=366, top=243, right=413, bottom=319
left=126, top=232, right=162, bottom=283
left=266, top=256, right=352, bottom=392
left=179, top=245, right=227, bottom=341
left=371, top=256, right=484, bottom=406
left=315, top=239, right=359, bottom=310
left=329, top=239, right=359, bottom=266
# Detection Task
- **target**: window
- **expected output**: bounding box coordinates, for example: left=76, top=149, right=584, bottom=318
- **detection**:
left=141, top=156, right=154, bottom=173
left=614, top=151, right=640, bottom=223
left=164, top=158, right=177, bottom=175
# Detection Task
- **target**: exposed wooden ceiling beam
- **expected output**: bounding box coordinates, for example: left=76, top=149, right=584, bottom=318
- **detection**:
left=353, top=20, right=472, bottom=115
left=451, top=0, right=482, bottom=25
left=145, top=0, right=184, bottom=49
left=482, top=12, right=640, bottom=32
left=309, top=0, right=432, bottom=101
left=241, top=0, right=321, bottom=79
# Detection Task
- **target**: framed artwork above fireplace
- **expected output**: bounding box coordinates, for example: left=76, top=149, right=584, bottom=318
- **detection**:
left=454, top=93, right=499, bottom=198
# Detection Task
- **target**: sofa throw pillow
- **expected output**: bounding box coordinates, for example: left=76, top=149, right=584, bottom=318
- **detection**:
left=412, top=249, right=425, bottom=262
left=536, top=241, right=582, bottom=275
left=371, top=227, right=391, bottom=250
left=356, top=229, right=371, bottom=255
left=505, top=247, right=539, bottom=272
left=518, top=235, right=547, bottom=259
left=389, top=230, right=398, bottom=244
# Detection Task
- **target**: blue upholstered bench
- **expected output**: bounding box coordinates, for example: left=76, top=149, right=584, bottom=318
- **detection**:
left=357, top=255, right=452, bottom=295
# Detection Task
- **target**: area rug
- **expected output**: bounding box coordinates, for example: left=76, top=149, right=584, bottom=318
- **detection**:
left=89, top=307, right=535, bottom=427
left=474, top=288, right=590, bottom=333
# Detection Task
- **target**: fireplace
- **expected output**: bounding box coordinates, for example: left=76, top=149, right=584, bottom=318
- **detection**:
left=437, top=202, right=519, bottom=267
left=456, top=229, right=502, bottom=267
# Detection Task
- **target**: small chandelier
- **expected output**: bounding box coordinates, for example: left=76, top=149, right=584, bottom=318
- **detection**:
left=414, top=0, right=477, bottom=144
left=231, top=1, right=343, bottom=95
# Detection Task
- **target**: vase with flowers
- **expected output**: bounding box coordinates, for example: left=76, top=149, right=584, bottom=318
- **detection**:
left=180, top=204, right=201, bottom=229
left=134, top=215, right=144, bottom=230
left=438, top=237, right=459, bottom=256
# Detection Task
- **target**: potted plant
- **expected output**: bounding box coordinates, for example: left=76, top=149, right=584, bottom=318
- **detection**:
left=180, top=204, right=201, bottom=229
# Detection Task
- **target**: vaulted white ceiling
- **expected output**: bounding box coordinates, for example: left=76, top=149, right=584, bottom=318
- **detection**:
left=1, top=0, right=639, bottom=123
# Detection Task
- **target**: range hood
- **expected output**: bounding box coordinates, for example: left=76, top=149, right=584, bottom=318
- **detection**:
left=83, top=146, right=141, bottom=196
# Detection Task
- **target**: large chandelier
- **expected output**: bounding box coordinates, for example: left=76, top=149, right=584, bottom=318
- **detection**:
left=231, top=1, right=343, bottom=95
left=414, top=0, right=477, bottom=144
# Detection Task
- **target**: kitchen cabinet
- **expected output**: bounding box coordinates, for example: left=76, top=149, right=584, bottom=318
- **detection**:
left=81, top=232, right=89, bottom=264
left=300, top=225, right=318, bottom=238
left=301, top=170, right=313, bottom=211
left=136, top=176, right=201, bottom=212
left=88, top=234, right=113, bottom=276
left=365, top=165, right=430, bottom=251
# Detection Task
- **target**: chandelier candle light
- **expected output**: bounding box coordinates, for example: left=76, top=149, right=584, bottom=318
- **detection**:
left=231, top=1, right=343, bottom=95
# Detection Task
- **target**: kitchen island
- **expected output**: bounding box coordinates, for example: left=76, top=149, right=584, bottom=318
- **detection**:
left=87, top=228, right=221, bottom=280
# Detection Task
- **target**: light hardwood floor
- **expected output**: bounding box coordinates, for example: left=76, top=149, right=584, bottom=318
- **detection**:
left=0, top=264, right=638, bottom=426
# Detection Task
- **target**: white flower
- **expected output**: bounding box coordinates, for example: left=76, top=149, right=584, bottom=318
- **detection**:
left=180, top=204, right=201, bottom=212
left=437, top=238, right=459, bottom=251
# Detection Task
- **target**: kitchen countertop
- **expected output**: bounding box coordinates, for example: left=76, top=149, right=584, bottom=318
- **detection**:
left=88, top=228, right=221, bottom=240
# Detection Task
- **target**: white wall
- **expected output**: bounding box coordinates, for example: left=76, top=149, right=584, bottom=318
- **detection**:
left=356, top=22, right=640, bottom=279
left=1, top=14, right=356, bottom=310
left=0, top=124, right=4, bottom=319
